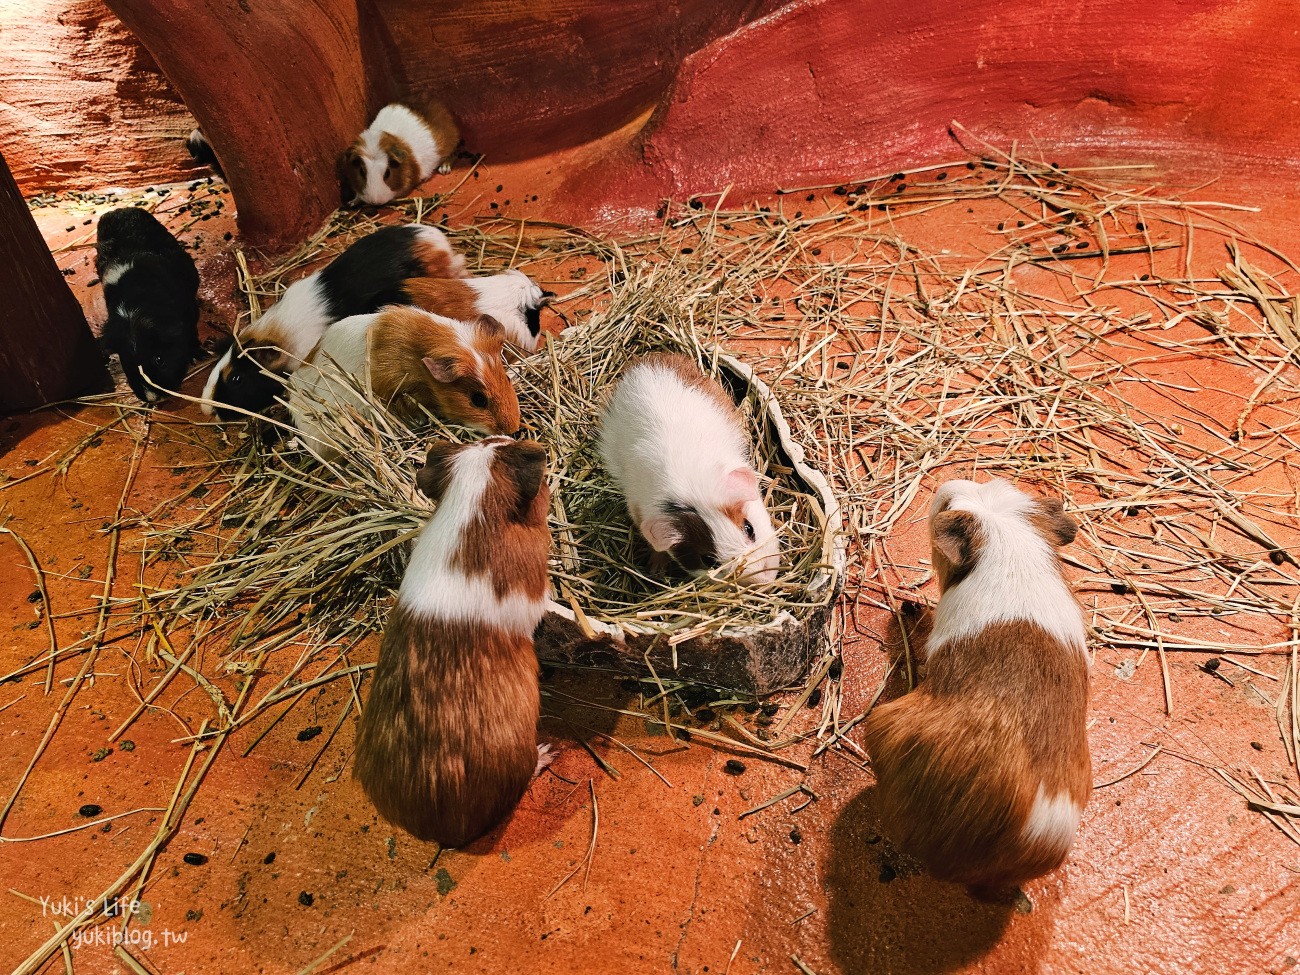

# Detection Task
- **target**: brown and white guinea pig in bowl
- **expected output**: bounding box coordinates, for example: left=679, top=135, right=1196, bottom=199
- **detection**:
left=341, top=101, right=460, bottom=207
left=353, top=436, right=552, bottom=847
left=285, top=306, right=520, bottom=460
left=401, top=271, right=556, bottom=354
left=862, top=478, right=1091, bottom=894
left=201, top=223, right=466, bottom=420
left=598, top=353, right=780, bottom=584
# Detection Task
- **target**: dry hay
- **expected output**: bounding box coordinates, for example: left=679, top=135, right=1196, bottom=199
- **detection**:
left=131, top=140, right=1300, bottom=830
left=10, top=134, right=1300, bottom=970
left=140, top=233, right=841, bottom=695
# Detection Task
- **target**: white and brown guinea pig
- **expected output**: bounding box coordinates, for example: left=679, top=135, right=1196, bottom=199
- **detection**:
left=862, top=479, right=1090, bottom=892
left=353, top=436, right=552, bottom=846
left=401, top=271, right=555, bottom=353
left=598, top=354, right=779, bottom=584
left=201, top=223, right=466, bottom=419
left=342, top=101, right=460, bottom=206
left=286, top=305, right=520, bottom=459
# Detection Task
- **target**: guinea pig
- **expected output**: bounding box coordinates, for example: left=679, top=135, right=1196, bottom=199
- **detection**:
left=341, top=101, right=460, bottom=206
left=184, top=128, right=224, bottom=178
left=286, top=306, right=521, bottom=458
left=201, top=223, right=466, bottom=419
left=400, top=270, right=555, bottom=353
left=353, top=436, right=552, bottom=846
left=862, top=479, right=1090, bottom=892
left=598, top=353, right=779, bottom=584
left=95, top=206, right=200, bottom=404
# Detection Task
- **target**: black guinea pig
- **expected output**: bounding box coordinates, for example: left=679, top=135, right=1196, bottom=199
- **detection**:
left=96, top=207, right=200, bottom=404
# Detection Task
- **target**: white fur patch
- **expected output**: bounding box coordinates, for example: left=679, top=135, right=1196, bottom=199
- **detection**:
left=466, top=271, right=545, bottom=353
left=286, top=314, right=376, bottom=455
left=1021, top=784, right=1082, bottom=853
left=399, top=442, right=547, bottom=635
left=102, top=261, right=132, bottom=287
left=354, top=104, right=441, bottom=205
left=927, top=479, right=1086, bottom=657
left=599, top=359, right=779, bottom=583
left=251, top=273, right=334, bottom=366
left=200, top=345, right=232, bottom=415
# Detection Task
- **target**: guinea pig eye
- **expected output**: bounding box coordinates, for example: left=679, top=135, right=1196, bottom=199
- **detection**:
left=350, top=157, right=364, bottom=170
left=743, top=519, right=756, bottom=542
left=470, top=391, right=489, bottom=409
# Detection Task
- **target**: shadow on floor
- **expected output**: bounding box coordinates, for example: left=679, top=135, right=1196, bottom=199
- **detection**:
left=825, top=786, right=1051, bottom=975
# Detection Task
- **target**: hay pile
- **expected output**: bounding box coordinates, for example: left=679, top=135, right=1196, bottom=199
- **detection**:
left=144, top=230, right=839, bottom=678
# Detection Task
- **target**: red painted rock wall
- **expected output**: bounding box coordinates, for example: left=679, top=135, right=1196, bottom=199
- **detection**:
left=374, top=0, right=784, bottom=157
left=7, top=0, right=1300, bottom=249
left=643, top=0, right=1300, bottom=193
left=0, top=0, right=196, bottom=195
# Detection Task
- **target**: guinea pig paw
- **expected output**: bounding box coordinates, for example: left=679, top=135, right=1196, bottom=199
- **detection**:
left=437, top=160, right=453, bottom=176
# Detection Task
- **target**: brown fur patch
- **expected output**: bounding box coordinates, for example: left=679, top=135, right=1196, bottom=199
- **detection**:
left=633, top=352, right=744, bottom=426
left=401, top=276, right=481, bottom=319
left=863, top=620, right=1091, bottom=888
left=339, top=138, right=367, bottom=200
left=423, top=99, right=461, bottom=160
left=409, top=241, right=468, bottom=280
left=930, top=509, right=984, bottom=592
left=378, top=132, right=421, bottom=197
left=353, top=606, right=541, bottom=846
left=1030, top=498, right=1078, bottom=548
left=453, top=440, right=551, bottom=597
left=353, top=438, right=550, bottom=846
left=367, top=307, right=520, bottom=434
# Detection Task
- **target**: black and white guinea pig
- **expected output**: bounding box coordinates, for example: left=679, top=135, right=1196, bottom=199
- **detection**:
left=95, top=206, right=200, bottom=405
left=598, top=354, right=780, bottom=584
left=184, top=128, right=224, bottom=178
left=341, top=101, right=460, bottom=206
left=201, top=223, right=467, bottom=419
left=400, top=271, right=555, bottom=353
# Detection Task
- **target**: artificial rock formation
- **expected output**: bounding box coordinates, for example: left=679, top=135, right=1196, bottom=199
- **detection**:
left=0, top=150, right=109, bottom=410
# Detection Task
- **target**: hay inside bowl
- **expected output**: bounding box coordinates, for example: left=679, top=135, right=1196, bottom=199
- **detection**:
left=154, top=248, right=843, bottom=694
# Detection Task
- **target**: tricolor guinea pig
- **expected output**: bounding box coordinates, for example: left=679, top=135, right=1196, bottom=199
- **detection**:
left=95, top=206, right=201, bottom=405
left=286, top=306, right=520, bottom=459
left=201, top=223, right=466, bottom=419
left=598, top=354, right=779, bottom=584
left=400, top=271, right=555, bottom=353
left=353, top=437, right=552, bottom=846
left=862, top=479, right=1091, bottom=892
left=341, top=101, right=460, bottom=206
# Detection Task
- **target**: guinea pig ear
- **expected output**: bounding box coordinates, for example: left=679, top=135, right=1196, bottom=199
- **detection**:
left=422, top=354, right=467, bottom=384
left=640, top=514, right=682, bottom=553
left=718, top=467, right=761, bottom=505
left=931, top=509, right=981, bottom=570
left=498, top=440, right=546, bottom=515
left=415, top=441, right=461, bottom=502
left=1035, top=497, right=1079, bottom=547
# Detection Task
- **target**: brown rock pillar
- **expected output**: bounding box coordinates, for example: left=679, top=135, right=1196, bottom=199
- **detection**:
left=105, top=0, right=372, bottom=252
left=0, top=149, right=109, bottom=412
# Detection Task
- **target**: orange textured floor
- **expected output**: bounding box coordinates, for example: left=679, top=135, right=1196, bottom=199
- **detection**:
left=2, top=151, right=1300, bottom=975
